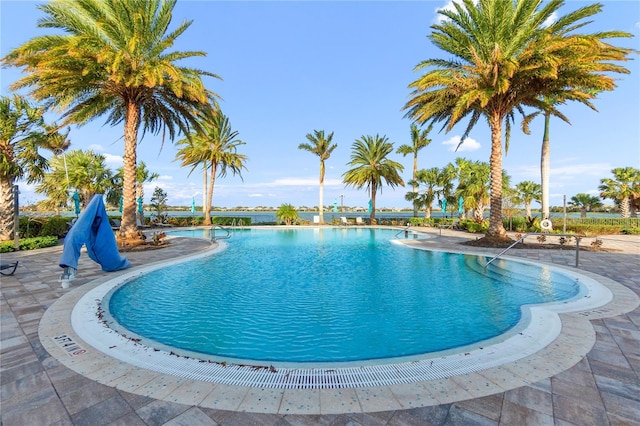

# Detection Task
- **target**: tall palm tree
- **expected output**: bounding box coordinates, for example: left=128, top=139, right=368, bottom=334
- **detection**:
left=342, top=135, right=404, bottom=223
left=397, top=123, right=433, bottom=217
left=2, top=0, right=220, bottom=240
left=534, top=9, right=632, bottom=220
left=599, top=167, right=640, bottom=218
left=176, top=110, right=247, bottom=225
left=515, top=180, right=542, bottom=220
left=0, top=95, right=69, bottom=241
left=404, top=0, right=632, bottom=240
left=298, top=130, right=337, bottom=224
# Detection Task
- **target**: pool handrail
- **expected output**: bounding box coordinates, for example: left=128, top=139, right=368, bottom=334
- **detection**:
left=485, top=232, right=581, bottom=268
left=211, top=225, right=231, bottom=241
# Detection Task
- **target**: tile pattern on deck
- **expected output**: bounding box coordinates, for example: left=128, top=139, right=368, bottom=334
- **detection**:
left=1, top=229, right=639, bottom=425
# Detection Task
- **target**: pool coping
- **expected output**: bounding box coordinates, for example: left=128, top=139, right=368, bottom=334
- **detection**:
left=38, top=230, right=640, bottom=414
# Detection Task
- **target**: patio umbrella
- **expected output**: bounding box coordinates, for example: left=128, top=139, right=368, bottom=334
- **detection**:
left=72, top=190, right=81, bottom=216
left=441, top=198, right=447, bottom=214
left=368, top=199, right=372, bottom=213
left=137, top=197, right=143, bottom=214
left=191, top=197, right=196, bottom=213
left=458, top=196, right=464, bottom=215
left=333, top=200, right=338, bottom=213
left=118, top=196, right=123, bottom=213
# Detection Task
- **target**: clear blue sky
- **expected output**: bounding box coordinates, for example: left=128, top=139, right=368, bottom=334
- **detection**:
left=2, top=1, right=639, bottom=210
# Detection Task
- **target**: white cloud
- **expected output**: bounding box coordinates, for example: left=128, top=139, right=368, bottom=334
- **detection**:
left=434, top=0, right=479, bottom=24
left=513, top=162, right=612, bottom=180
left=542, top=12, right=557, bottom=28
left=250, top=177, right=344, bottom=187
left=442, top=135, right=481, bottom=152
left=434, top=1, right=457, bottom=24
left=88, top=144, right=104, bottom=151
left=248, top=193, right=264, bottom=198
left=158, top=175, right=173, bottom=181
left=103, top=153, right=123, bottom=166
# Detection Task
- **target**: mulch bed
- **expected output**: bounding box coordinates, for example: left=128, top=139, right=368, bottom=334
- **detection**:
left=118, top=242, right=171, bottom=252
left=461, top=236, right=617, bottom=252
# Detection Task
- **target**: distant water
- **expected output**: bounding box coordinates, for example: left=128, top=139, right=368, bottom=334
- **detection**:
left=110, top=210, right=622, bottom=224
left=26, top=209, right=623, bottom=224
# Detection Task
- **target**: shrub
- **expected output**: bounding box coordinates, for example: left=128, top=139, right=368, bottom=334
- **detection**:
left=276, top=204, right=298, bottom=225
left=590, top=238, right=604, bottom=250
left=40, top=216, right=72, bottom=238
left=461, top=219, right=489, bottom=233
left=212, top=216, right=252, bottom=226
left=1, top=236, right=59, bottom=252
left=504, top=216, right=529, bottom=232
left=19, top=216, right=44, bottom=238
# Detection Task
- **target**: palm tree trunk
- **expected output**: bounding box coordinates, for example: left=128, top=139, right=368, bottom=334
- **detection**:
left=425, top=206, right=432, bottom=219
left=412, top=154, right=418, bottom=217
left=319, top=160, right=325, bottom=223
left=487, top=117, right=507, bottom=238
left=620, top=196, right=630, bottom=218
left=204, top=163, right=216, bottom=226
left=0, top=177, right=16, bottom=241
left=119, top=102, right=141, bottom=239
left=370, top=182, right=377, bottom=223
left=540, top=112, right=551, bottom=220
left=525, top=201, right=532, bottom=219
left=202, top=164, right=207, bottom=216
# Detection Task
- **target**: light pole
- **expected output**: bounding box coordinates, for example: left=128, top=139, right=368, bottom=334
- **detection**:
left=340, top=194, right=344, bottom=212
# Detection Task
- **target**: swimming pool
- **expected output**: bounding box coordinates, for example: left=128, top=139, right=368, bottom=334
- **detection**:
left=107, top=228, right=580, bottom=364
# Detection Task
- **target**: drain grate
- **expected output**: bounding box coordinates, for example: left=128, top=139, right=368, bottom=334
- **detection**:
left=91, top=338, right=520, bottom=389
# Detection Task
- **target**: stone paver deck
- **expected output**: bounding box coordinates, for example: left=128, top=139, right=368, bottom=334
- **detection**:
left=1, top=228, right=639, bottom=425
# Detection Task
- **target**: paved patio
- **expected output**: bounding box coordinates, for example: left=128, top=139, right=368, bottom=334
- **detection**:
left=1, top=228, right=639, bottom=425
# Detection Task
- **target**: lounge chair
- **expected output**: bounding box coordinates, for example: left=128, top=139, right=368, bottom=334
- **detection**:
left=110, top=218, right=121, bottom=230
left=136, top=218, right=151, bottom=229
left=355, top=217, right=364, bottom=225
left=152, top=219, right=175, bottom=228
left=0, top=261, right=19, bottom=276
left=340, top=216, right=349, bottom=226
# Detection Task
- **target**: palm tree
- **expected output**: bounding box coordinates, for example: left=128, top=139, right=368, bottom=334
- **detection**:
left=406, top=167, right=439, bottom=218
left=515, top=181, right=542, bottom=220
left=0, top=95, right=69, bottom=241
left=569, top=193, right=603, bottom=218
left=276, top=203, right=299, bottom=225
left=176, top=110, right=247, bottom=225
left=404, top=0, right=632, bottom=241
left=2, top=0, right=220, bottom=240
left=342, top=135, right=404, bottom=223
left=534, top=11, right=632, bottom=220
left=599, top=167, right=640, bottom=218
left=397, top=123, right=433, bottom=217
left=455, top=160, right=490, bottom=222
left=36, top=150, right=115, bottom=210
left=298, top=130, right=337, bottom=224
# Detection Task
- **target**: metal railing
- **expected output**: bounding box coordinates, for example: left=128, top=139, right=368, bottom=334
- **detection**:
left=485, top=232, right=581, bottom=268
left=395, top=224, right=411, bottom=238
left=211, top=225, right=231, bottom=241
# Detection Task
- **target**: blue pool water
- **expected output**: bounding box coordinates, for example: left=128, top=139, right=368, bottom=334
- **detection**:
left=108, top=228, right=579, bottom=363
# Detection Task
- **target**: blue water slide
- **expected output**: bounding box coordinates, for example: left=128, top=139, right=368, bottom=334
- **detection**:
left=59, top=195, right=130, bottom=273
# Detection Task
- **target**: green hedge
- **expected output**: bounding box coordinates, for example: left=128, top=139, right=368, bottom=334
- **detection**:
left=0, top=236, right=59, bottom=253
left=212, top=216, right=252, bottom=226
